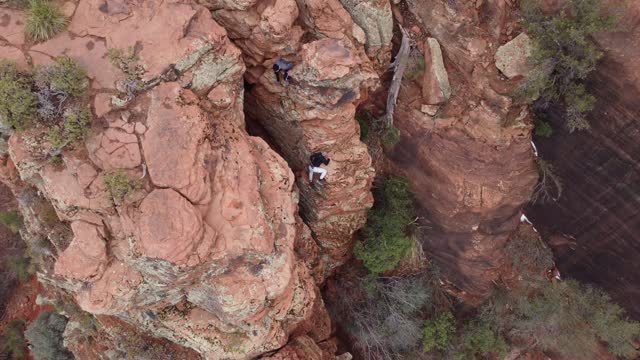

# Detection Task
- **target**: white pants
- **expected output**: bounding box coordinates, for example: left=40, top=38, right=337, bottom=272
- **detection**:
left=308, top=166, right=327, bottom=181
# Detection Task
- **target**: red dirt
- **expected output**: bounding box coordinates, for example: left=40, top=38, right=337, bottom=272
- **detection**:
left=0, top=276, right=53, bottom=329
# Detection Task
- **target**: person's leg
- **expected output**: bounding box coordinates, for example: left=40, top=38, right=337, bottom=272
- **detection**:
left=318, top=168, right=327, bottom=180
left=274, top=69, right=280, bottom=82
left=283, top=70, right=289, bottom=84
left=309, top=166, right=314, bottom=182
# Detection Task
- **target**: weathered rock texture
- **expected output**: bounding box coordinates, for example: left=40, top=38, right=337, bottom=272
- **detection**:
left=392, top=0, right=539, bottom=300
left=0, top=0, right=352, bottom=358
left=202, top=0, right=383, bottom=273
left=246, top=38, right=378, bottom=273
left=528, top=0, right=640, bottom=318
left=495, top=33, right=533, bottom=79
left=422, top=37, right=451, bottom=104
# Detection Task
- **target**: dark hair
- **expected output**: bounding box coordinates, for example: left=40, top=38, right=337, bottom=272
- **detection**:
left=272, top=64, right=280, bottom=72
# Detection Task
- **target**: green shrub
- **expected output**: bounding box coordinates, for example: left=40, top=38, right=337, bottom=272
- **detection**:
left=103, top=170, right=141, bottom=203
left=518, top=0, right=616, bottom=132
left=382, top=125, right=401, bottom=148
left=534, top=121, right=553, bottom=138
left=24, top=311, right=74, bottom=360
left=47, top=107, right=92, bottom=152
left=25, top=0, right=68, bottom=42
left=422, top=311, right=455, bottom=352
left=2, top=319, right=27, bottom=360
left=354, top=176, right=415, bottom=275
left=452, top=322, right=508, bottom=360
left=35, top=57, right=88, bottom=98
left=0, top=62, right=36, bottom=130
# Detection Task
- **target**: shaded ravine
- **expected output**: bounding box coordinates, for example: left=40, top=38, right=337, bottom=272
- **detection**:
left=527, top=54, right=640, bottom=318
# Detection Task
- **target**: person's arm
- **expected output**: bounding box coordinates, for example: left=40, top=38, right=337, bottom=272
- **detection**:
left=323, top=157, right=330, bottom=166
left=272, top=64, right=280, bottom=82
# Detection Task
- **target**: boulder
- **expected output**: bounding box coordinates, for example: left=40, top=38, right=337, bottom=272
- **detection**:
left=495, top=33, right=533, bottom=78
left=422, top=37, right=451, bottom=105
left=54, top=222, right=108, bottom=281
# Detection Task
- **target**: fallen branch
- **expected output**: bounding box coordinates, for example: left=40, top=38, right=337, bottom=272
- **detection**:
left=383, top=26, right=412, bottom=128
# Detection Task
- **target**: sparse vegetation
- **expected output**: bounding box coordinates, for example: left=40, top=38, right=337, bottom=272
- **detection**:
left=0, top=209, right=23, bottom=233
left=48, top=107, right=92, bottom=151
left=2, top=320, right=27, bottom=360
left=103, top=170, right=141, bottom=203
left=35, top=57, right=89, bottom=99
left=25, top=0, right=68, bottom=42
left=381, top=125, right=401, bottom=148
left=354, top=176, right=415, bottom=275
left=534, top=120, right=553, bottom=138
left=24, top=311, right=74, bottom=360
left=454, top=280, right=640, bottom=359
left=531, top=158, right=563, bottom=204
left=451, top=321, right=508, bottom=360
left=518, top=0, right=617, bottom=132
left=505, top=226, right=554, bottom=275
left=329, top=274, right=431, bottom=359
left=107, top=47, right=145, bottom=100
left=0, top=61, right=36, bottom=131
left=422, top=311, right=455, bottom=353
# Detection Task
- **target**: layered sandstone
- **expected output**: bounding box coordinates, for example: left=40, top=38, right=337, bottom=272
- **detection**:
left=0, top=0, right=344, bottom=358
left=245, top=39, right=378, bottom=273
left=201, top=0, right=384, bottom=273
left=391, top=0, right=539, bottom=299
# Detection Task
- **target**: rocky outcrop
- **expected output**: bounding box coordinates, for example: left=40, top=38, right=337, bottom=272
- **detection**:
left=338, top=0, right=393, bottom=60
left=200, top=0, right=381, bottom=273
left=422, top=37, right=451, bottom=104
left=246, top=38, right=378, bottom=273
left=1, top=0, right=346, bottom=358
left=392, top=0, right=539, bottom=300
left=495, top=33, right=533, bottom=79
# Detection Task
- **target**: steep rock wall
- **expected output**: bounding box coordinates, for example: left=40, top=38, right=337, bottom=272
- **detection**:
left=200, top=0, right=388, bottom=273
left=0, top=1, right=341, bottom=358
left=528, top=0, right=640, bottom=318
left=391, top=0, right=539, bottom=300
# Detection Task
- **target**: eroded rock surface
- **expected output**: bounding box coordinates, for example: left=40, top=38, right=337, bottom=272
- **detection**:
left=495, top=33, right=533, bottom=79
left=393, top=0, right=539, bottom=300
left=246, top=38, right=377, bottom=272
left=1, top=0, right=349, bottom=358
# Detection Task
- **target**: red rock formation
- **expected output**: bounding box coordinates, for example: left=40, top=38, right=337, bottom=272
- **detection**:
left=1, top=0, right=351, bottom=358
left=202, top=0, right=385, bottom=273
left=391, top=0, right=539, bottom=300
left=246, top=38, right=378, bottom=272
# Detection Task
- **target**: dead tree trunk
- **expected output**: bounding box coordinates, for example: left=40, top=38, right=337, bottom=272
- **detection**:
left=383, top=26, right=412, bottom=128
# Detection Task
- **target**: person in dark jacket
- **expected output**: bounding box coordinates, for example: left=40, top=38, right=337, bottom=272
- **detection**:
left=309, top=151, right=330, bottom=182
left=273, top=57, right=294, bottom=85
